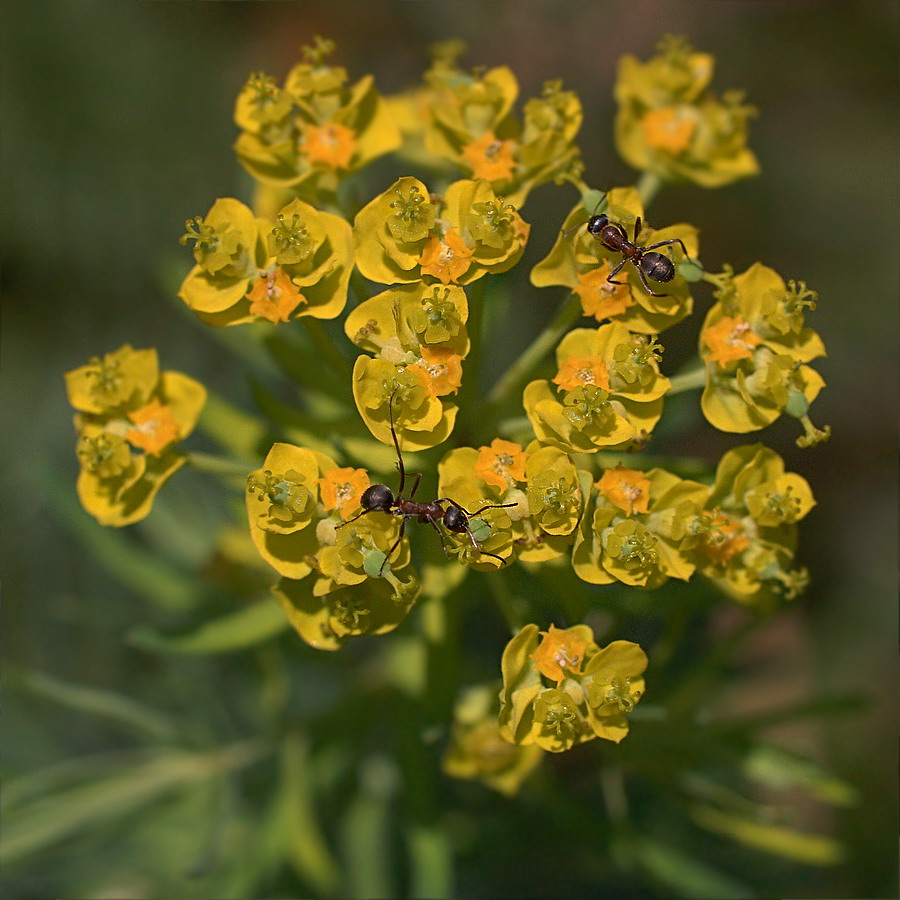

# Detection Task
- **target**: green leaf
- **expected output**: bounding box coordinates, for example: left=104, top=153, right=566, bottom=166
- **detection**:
left=690, top=803, right=845, bottom=865
left=127, top=598, right=289, bottom=655
left=8, top=667, right=178, bottom=743
left=636, top=838, right=753, bottom=898
left=2, top=742, right=266, bottom=865
left=200, top=391, right=268, bottom=460
left=277, top=732, right=340, bottom=896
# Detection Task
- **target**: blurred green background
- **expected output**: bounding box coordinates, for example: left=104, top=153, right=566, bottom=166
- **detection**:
left=2, top=1, right=897, bottom=898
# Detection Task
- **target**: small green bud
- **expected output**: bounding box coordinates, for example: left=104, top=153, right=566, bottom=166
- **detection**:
left=784, top=389, right=809, bottom=419
left=363, top=549, right=389, bottom=578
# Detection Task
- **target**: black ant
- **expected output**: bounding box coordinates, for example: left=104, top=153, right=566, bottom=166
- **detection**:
left=564, top=197, right=691, bottom=298
left=336, top=389, right=516, bottom=573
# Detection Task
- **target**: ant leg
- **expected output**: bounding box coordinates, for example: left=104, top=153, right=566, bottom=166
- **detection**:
left=407, top=471, right=422, bottom=499
left=464, top=525, right=506, bottom=566
left=605, top=258, right=627, bottom=285
left=336, top=508, right=374, bottom=529
left=636, top=264, right=670, bottom=298
left=428, top=517, right=452, bottom=557
left=645, top=237, right=689, bottom=258
left=386, top=386, right=406, bottom=497
left=380, top=516, right=408, bottom=575
left=633, top=216, right=642, bottom=242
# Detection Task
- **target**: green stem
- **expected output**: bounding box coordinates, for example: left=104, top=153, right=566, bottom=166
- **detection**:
left=483, top=572, right=521, bottom=635
left=667, top=362, right=707, bottom=395
left=635, top=171, right=664, bottom=207
left=301, top=318, right=353, bottom=382
left=185, top=451, right=255, bottom=477
left=349, top=268, right=370, bottom=304
left=486, top=292, right=583, bottom=408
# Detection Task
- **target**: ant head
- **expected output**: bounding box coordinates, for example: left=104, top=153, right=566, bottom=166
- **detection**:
left=586, top=214, right=609, bottom=236
left=360, top=483, right=394, bottom=512
left=443, top=504, right=469, bottom=533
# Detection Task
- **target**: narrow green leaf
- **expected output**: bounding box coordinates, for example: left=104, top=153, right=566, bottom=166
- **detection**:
left=127, top=598, right=288, bottom=655
left=2, top=742, right=266, bottom=865
left=408, top=824, right=453, bottom=899
left=636, top=838, right=753, bottom=899
left=9, top=667, right=178, bottom=743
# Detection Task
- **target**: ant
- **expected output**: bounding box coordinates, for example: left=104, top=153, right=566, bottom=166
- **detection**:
left=563, top=196, right=691, bottom=298
left=337, top=388, right=516, bottom=573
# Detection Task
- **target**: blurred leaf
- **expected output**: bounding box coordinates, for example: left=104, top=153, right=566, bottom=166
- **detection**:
left=200, top=391, right=268, bottom=461
left=127, top=598, right=288, bottom=655
left=264, top=330, right=348, bottom=401
left=744, top=745, right=859, bottom=807
left=8, top=667, right=179, bottom=743
left=43, top=466, right=204, bottom=611
left=636, top=838, right=753, bottom=898
left=275, top=731, right=340, bottom=897
left=407, top=824, right=453, bottom=899
left=340, top=756, right=398, bottom=899
left=2, top=741, right=266, bottom=865
left=690, top=803, right=845, bottom=865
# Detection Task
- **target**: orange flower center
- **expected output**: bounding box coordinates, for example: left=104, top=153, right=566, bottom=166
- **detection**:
left=418, top=228, right=474, bottom=285
left=474, top=439, right=526, bottom=491
left=702, top=316, right=761, bottom=367
left=641, top=107, right=696, bottom=154
left=553, top=356, right=611, bottom=392
left=596, top=467, right=651, bottom=516
left=125, top=399, right=180, bottom=456
left=247, top=266, right=306, bottom=324
left=460, top=131, right=518, bottom=182
left=573, top=264, right=634, bottom=322
left=302, top=122, right=357, bottom=170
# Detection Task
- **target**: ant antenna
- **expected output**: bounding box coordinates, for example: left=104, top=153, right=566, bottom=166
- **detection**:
left=560, top=192, right=606, bottom=238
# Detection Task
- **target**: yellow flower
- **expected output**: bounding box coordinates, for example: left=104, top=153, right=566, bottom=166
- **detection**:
left=246, top=266, right=307, bottom=324
left=417, top=227, right=474, bottom=284
left=460, top=131, right=518, bottom=182
left=474, top=439, right=527, bottom=491
left=596, top=466, right=651, bottom=516
left=442, top=685, right=543, bottom=797
left=694, top=511, right=750, bottom=565
left=317, top=467, right=370, bottom=520
left=529, top=624, right=588, bottom=683
left=125, top=399, right=180, bottom=456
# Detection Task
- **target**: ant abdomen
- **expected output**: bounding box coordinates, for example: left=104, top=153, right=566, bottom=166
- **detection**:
left=640, top=252, right=676, bottom=283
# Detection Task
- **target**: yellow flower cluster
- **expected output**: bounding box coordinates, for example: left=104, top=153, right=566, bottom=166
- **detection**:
left=178, top=196, right=353, bottom=326
left=246, top=443, right=420, bottom=650
left=614, top=35, right=759, bottom=188
left=63, top=35, right=832, bottom=795
left=64, top=345, right=205, bottom=525
left=700, top=263, right=830, bottom=446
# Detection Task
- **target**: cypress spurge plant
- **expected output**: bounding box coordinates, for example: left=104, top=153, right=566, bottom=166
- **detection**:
left=58, top=35, right=843, bottom=891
